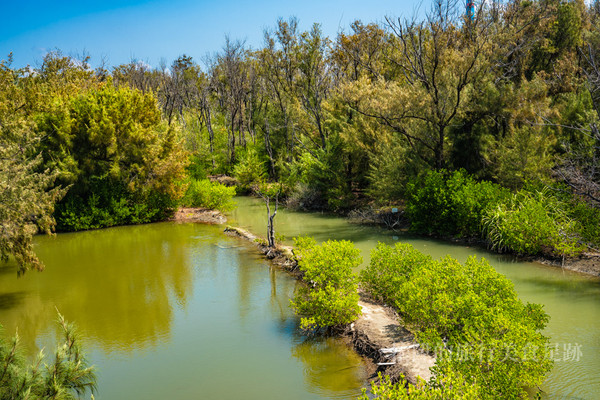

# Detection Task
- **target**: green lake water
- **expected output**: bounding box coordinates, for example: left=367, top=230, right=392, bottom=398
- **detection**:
left=0, top=195, right=598, bottom=399
left=0, top=222, right=367, bottom=399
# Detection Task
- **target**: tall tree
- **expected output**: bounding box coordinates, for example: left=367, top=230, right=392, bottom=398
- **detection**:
left=0, top=56, right=64, bottom=274
left=343, top=0, right=492, bottom=170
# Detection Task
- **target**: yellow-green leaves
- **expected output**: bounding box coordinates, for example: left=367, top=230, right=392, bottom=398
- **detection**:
left=291, top=239, right=361, bottom=332
left=361, top=242, right=553, bottom=399
left=0, top=58, right=65, bottom=274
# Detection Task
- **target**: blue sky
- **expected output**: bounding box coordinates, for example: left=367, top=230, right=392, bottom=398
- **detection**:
left=0, top=0, right=427, bottom=69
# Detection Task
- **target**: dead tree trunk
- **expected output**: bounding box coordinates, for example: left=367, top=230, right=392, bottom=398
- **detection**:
left=256, top=184, right=281, bottom=248
left=265, top=195, right=278, bottom=248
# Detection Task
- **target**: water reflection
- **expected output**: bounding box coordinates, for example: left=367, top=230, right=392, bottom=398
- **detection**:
left=292, top=337, right=367, bottom=399
left=0, top=221, right=371, bottom=399
left=0, top=223, right=205, bottom=354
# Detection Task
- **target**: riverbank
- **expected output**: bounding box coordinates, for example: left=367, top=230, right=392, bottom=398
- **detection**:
left=534, top=251, right=600, bottom=276
left=223, top=225, right=435, bottom=386
left=171, top=207, right=227, bottom=224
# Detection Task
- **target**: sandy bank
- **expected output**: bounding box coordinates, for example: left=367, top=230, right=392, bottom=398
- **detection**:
left=171, top=207, right=227, bottom=224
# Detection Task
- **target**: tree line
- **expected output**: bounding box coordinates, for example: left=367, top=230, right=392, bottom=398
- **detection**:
left=116, top=0, right=600, bottom=218
left=2, top=0, right=600, bottom=274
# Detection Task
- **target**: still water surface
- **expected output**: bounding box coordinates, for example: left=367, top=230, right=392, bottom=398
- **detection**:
left=229, top=196, right=600, bottom=400
left=1, top=196, right=598, bottom=399
left=0, top=222, right=367, bottom=399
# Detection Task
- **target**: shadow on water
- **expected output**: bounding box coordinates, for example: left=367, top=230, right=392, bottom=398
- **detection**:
left=0, top=291, right=26, bottom=310
left=519, top=276, right=600, bottom=295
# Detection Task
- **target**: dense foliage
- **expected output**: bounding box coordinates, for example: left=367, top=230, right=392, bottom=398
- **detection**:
left=403, top=169, right=593, bottom=257
left=405, top=170, right=510, bottom=237
left=360, top=242, right=432, bottom=305
left=2, top=0, right=600, bottom=268
left=290, top=238, right=361, bottom=332
left=360, top=242, right=552, bottom=399
left=0, top=57, right=65, bottom=273
left=404, top=169, right=592, bottom=257
left=359, top=371, right=479, bottom=400
left=38, top=83, right=188, bottom=231
left=0, top=313, right=96, bottom=399
left=181, top=179, right=236, bottom=211
left=484, top=188, right=584, bottom=256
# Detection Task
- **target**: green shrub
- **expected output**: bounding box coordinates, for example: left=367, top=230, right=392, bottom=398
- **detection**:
left=568, top=199, right=600, bottom=249
left=186, top=154, right=211, bottom=180
left=449, top=175, right=510, bottom=237
left=483, top=189, right=584, bottom=256
left=361, top=242, right=552, bottom=399
left=290, top=238, right=361, bottom=332
left=360, top=242, right=432, bottom=305
left=286, top=137, right=352, bottom=211
left=233, top=149, right=267, bottom=190
left=39, top=84, right=187, bottom=232
left=54, top=178, right=169, bottom=231
left=405, top=170, right=509, bottom=237
left=359, top=370, right=479, bottom=400
left=181, top=179, right=236, bottom=212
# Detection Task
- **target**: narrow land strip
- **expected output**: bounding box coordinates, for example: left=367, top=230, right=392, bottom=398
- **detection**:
left=224, top=225, right=435, bottom=385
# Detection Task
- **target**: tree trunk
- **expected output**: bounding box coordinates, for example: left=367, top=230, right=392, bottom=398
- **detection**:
left=265, top=196, right=278, bottom=248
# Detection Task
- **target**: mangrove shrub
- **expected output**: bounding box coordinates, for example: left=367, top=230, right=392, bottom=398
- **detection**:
left=405, top=170, right=509, bottom=237
left=291, top=238, right=361, bottom=332
left=359, top=370, right=479, bottom=400
left=359, top=242, right=432, bottom=306
left=181, top=179, right=236, bottom=212
left=360, top=243, right=552, bottom=399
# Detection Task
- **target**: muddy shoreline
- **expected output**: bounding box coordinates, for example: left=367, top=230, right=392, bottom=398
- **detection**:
left=223, top=225, right=435, bottom=386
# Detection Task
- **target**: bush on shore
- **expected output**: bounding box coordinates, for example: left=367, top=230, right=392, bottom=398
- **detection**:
left=181, top=179, right=236, bottom=212
left=483, top=188, right=584, bottom=257
left=290, top=238, right=361, bottom=333
left=360, top=242, right=552, bottom=399
left=405, top=169, right=590, bottom=257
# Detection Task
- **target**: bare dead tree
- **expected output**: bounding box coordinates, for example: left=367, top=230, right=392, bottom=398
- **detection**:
left=556, top=22, right=600, bottom=206
left=332, top=20, right=388, bottom=83
left=210, top=37, right=252, bottom=164
left=254, top=183, right=282, bottom=248
left=260, top=18, right=300, bottom=162
left=112, top=59, right=157, bottom=93
left=296, top=23, right=332, bottom=150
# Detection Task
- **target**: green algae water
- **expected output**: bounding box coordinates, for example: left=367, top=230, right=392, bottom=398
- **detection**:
left=229, top=196, right=600, bottom=400
left=0, top=222, right=367, bottom=399
left=2, top=197, right=598, bottom=399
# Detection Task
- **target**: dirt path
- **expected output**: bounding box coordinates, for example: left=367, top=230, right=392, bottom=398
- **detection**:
left=352, top=296, right=435, bottom=384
